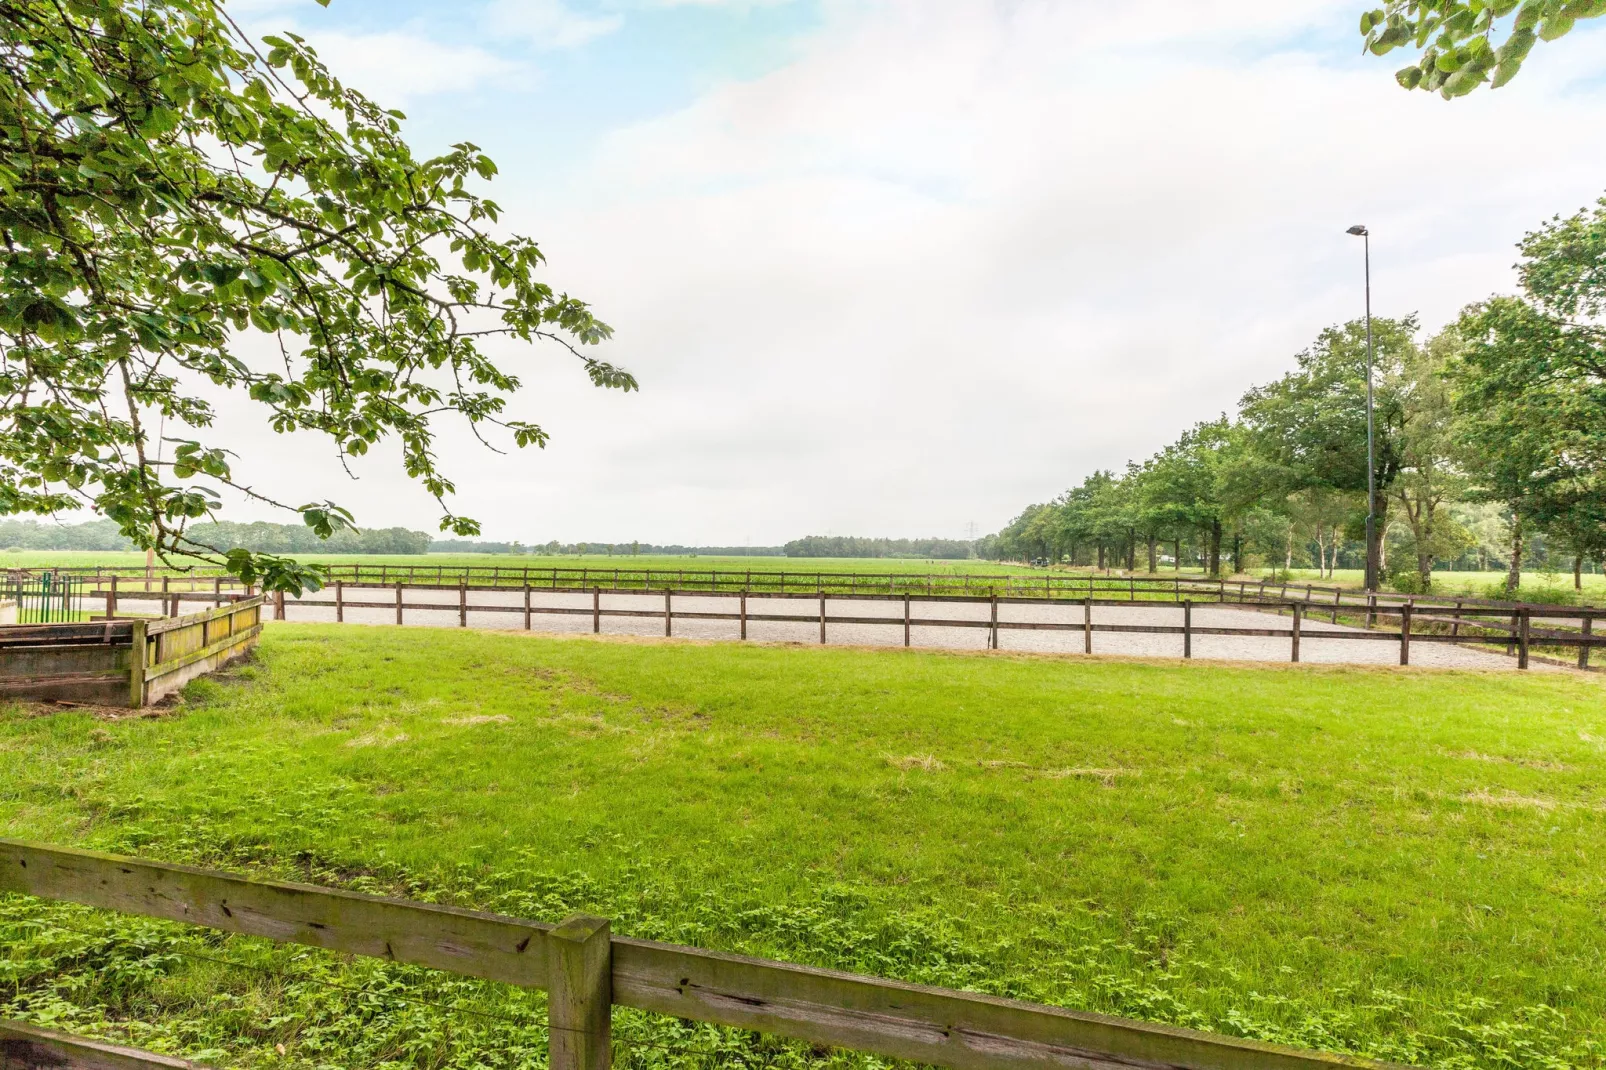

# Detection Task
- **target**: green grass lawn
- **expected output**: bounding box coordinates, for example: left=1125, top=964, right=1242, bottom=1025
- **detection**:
left=3, top=628, right=1604, bottom=1070
left=1269, top=568, right=1605, bottom=604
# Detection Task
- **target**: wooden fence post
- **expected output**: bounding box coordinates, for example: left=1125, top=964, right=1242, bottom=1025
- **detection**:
left=1581, top=615, right=1593, bottom=671
left=107, top=573, right=117, bottom=619
left=1450, top=601, right=1463, bottom=639
left=665, top=590, right=672, bottom=638
left=1367, top=593, right=1376, bottom=629
left=819, top=593, right=826, bottom=645
left=459, top=580, right=468, bottom=628
left=1183, top=601, right=1192, bottom=659
left=523, top=585, right=532, bottom=630
left=335, top=580, right=344, bottom=623
left=1291, top=602, right=1301, bottom=663
left=548, top=914, right=612, bottom=1070
left=128, top=619, right=147, bottom=708
left=274, top=589, right=286, bottom=621
left=990, top=595, right=998, bottom=650
left=396, top=583, right=404, bottom=626
left=593, top=588, right=601, bottom=634
left=1083, top=598, right=1092, bottom=655
left=740, top=591, right=748, bottom=640
left=903, top=594, right=911, bottom=647
left=213, top=577, right=222, bottom=609
left=1518, top=609, right=1530, bottom=670
left=1400, top=602, right=1412, bottom=666
left=1506, top=610, right=1518, bottom=656
left=1331, top=588, right=1341, bottom=624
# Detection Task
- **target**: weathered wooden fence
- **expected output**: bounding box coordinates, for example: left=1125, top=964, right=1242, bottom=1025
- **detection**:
left=0, top=840, right=1389, bottom=1070
left=16, top=567, right=1604, bottom=671
left=0, top=597, right=263, bottom=707
left=244, top=583, right=1606, bottom=670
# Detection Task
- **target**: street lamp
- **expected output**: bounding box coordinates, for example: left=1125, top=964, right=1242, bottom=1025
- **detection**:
left=1346, top=224, right=1377, bottom=593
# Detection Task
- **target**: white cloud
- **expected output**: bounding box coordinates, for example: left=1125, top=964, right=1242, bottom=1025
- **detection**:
left=484, top=0, right=624, bottom=48
left=205, top=0, right=1606, bottom=543
left=289, top=29, right=524, bottom=104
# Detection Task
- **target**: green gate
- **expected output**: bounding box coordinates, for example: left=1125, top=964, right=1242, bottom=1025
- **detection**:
left=5, top=570, right=82, bottom=623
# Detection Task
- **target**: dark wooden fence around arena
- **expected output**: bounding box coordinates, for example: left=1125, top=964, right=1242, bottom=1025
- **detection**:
left=0, top=839, right=1391, bottom=1070
left=10, top=567, right=1604, bottom=671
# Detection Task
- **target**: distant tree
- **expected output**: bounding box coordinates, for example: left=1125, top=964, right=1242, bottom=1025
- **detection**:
left=1450, top=296, right=1604, bottom=591
left=1138, top=419, right=1249, bottom=576
left=0, top=0, right=633, bottom=592
left=1449, top=195, right=1606, bottom=591
left=1241, top=317, right=1418, bottom=586
left=1361, top=0, right=1606, bottom=97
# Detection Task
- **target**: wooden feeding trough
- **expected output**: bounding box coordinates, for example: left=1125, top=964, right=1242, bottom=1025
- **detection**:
left=0, top=596, right=264, bottom=708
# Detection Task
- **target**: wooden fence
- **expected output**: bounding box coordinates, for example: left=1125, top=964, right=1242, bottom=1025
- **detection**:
left=0, top=839, right=1389, bottom=1070
left=19, top=568, right=1605, bottom=671
left=229, top=583, right=1606, bottom=670
left=0, top=597, right=263, bottom=707
left=17, top=563, right=1599, bottom=617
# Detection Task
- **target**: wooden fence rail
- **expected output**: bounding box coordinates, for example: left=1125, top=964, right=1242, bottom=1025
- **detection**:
left=0, top=840, right=1388, bottom=1070
left=0, top=598, right=263, bottom=706
left=13, top=564, right=1600, bottom=619
left=90, top=581, right=1606, bottom=671
left=0, top=1019, right=213, bottom=1070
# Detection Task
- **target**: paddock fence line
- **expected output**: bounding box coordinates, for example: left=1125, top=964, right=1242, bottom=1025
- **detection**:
left=14, top=568, right=1603, bottom=670
left=77, top=577, right=1606, bottom=671
left=9, top=563, right=1596, bottom=617
left=0, top=839, right=1391, bottom=1070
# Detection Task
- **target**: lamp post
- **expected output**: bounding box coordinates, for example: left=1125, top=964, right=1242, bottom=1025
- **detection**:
left=1346, top=224, right=1377, bottom=593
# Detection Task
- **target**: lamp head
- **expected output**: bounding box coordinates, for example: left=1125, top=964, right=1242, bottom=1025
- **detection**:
left=1346, top=224, right=1369, bottom=236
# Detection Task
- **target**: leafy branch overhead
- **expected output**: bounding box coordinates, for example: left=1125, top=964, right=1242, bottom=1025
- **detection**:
left=1361, top=0, right=1606, bottom=96
left=0, top=0, right=635, bottom=592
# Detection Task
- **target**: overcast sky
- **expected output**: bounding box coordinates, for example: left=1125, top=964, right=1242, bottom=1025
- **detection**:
left=208, top=0, right=1606, bottom=545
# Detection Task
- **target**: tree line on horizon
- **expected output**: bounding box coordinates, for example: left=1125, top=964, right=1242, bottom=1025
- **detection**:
left=1, top=522, right=975, bottom=562
left=982, top=194, right=1606, bottom=595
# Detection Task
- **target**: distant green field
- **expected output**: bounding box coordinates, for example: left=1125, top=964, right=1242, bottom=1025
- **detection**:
left=1271, top=568, right=1605, bottom=604
left=1, top=550, right=1040, bottom=576
left=2, top=627, right=1603, bottom=1070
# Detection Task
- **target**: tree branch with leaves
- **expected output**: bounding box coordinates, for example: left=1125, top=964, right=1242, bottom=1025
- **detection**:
left=0, top=0, right=635, bottom=592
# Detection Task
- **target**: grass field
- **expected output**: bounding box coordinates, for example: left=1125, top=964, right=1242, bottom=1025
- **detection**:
left=1273, top=569, right=1605, bottom=605
left=0, top=550, right=1040, bottom=576
left=3, top=626, right=1603, bottom=1070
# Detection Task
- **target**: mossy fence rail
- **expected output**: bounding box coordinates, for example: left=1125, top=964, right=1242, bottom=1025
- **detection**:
left=0, top=840, right=1388, bottom=1070
left=0, top=597, right=263, bottom=707
left=24, top=567, right=1603, bottom=671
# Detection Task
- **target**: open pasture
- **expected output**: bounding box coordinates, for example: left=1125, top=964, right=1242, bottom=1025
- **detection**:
left=2, top=626, right=1604, bottom=1070
left=0, top=551, right=1044, bottom=576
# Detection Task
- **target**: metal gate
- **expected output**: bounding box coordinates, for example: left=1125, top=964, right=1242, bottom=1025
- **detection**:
left=5, top=570, right=81, bottom=623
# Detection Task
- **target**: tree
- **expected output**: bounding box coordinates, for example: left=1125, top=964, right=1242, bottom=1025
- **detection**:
left=1137, top=419, right=1249, bottom=576
left=1241, top=317, right=1419, bottom=588
left=0, top=1, right=634, bottom=592
left=1448, top=195, right=1606, bottom=592
left=1361, top=0, right=1606, bottom=97
left=1385, top=327, right=1469, bottom=590
left=1450, top=295, right=1604, bottom=591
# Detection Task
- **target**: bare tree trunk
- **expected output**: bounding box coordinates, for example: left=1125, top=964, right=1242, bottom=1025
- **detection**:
left=1208, top=520, right=1222, bottom=577
left=1097, top=543, right=1105, bottom=570
left=1506, top=512, right=1523, bottom=595
left=1147, top=535, right=1157, bottom=574
left=1174, top=539, right=1181, bottom=572
left=1575, top=553, right=1583, bottom=591
left=1284, top=528, right=1293, bottom=572
left=1127, top=528, right=1136, bottom=572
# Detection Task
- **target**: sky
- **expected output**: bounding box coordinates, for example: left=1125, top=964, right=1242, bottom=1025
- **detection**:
left=205, top=0, right=1606, bottom=545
